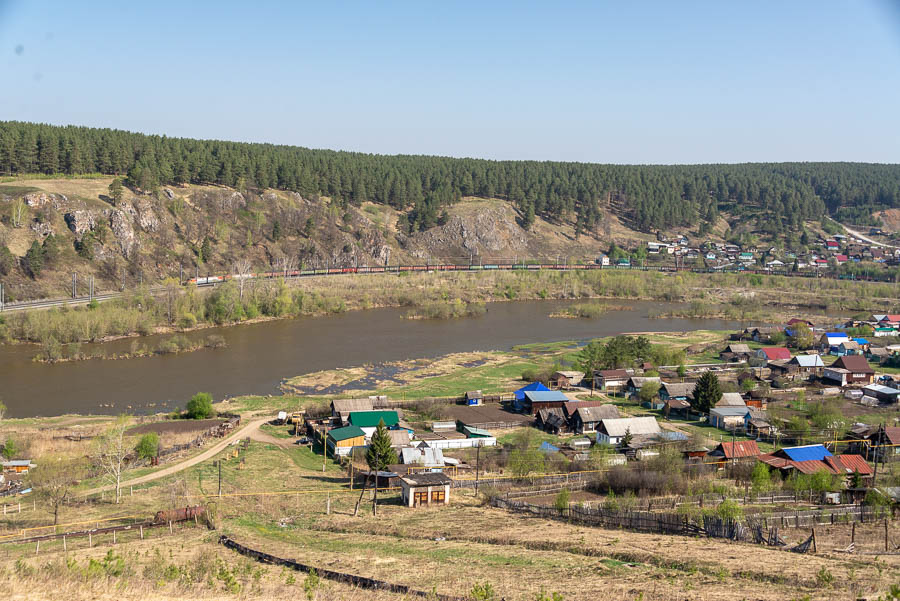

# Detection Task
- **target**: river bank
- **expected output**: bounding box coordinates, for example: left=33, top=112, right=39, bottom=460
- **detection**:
left=2, top=269, right=891, bottom=353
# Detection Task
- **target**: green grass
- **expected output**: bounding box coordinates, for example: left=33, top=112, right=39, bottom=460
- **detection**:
left=0, top=184, right=40, bottom=196
left=374, top=360, right=539, bottom=399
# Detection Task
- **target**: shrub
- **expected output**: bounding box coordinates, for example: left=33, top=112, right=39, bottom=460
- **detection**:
left=134, top=433, right=159, bottom=460
left=186, top=392, right=214, bottom=419
left=554, top=488, right=571, bottom=512
left=715, top=499, right=743, bottom=521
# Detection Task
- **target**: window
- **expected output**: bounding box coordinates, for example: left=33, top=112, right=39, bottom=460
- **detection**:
left=413, top=491, right=428, bottom=506
left=431, top=489, right=445, bottom=503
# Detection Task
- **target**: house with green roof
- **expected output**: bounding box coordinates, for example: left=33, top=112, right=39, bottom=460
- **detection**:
left=348, top=410, right=401, bottom=437
left=326, top=425, right=366, bottom=457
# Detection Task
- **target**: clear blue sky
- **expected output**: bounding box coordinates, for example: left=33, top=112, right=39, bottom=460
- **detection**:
left=2, top=1, right=900, bottom=164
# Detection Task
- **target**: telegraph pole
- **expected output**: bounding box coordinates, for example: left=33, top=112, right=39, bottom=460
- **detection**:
left=217, top=461, right=222, bottom=498
left=0, top=281, right=4, bottom=312
left=89, top=276, right=94, bottom=302
left=72, top=273, right=77, bottom=298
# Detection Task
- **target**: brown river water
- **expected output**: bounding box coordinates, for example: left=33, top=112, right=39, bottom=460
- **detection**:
left=0, top=300, right=741, bottom=418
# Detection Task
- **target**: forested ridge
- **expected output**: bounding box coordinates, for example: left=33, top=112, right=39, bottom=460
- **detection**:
left=2, top=121, right=900, bottom=234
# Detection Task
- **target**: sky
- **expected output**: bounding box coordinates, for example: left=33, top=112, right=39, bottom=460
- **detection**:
left=1, top=1, right=900, bottom=164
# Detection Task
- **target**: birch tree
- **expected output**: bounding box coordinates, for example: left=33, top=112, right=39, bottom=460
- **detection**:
left=96, top=416, right=130, bottom=503
left=10, top=198, right=26, bottom=228
left=234, top=257, right=252, bottom=301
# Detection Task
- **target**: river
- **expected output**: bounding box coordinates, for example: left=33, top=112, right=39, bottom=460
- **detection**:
left=0, top=300, right=741, bottom=418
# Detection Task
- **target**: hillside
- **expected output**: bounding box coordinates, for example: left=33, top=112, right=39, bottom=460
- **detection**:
left=0, top=177, right=632, bottom=300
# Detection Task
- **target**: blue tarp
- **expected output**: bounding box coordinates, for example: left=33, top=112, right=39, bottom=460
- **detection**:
left=780, top=445, right=833, bottom=462
left=514, top=381, right=550, bottom=401
left=539, top=441, right=560, bottom=453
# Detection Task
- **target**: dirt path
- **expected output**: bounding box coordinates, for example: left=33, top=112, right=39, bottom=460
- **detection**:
left=83, top=416, right=271, bottom=496
left=248, top=427, right=297, bottom=449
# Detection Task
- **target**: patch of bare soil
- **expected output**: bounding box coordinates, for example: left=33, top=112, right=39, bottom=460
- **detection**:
left=129, top=418, right=225, bottom=435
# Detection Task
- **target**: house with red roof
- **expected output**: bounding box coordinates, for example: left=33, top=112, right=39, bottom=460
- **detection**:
left=757, top=347, right=791, bottom=361
left=757, top=445, right=873, bottom=481
left=826, top=240, right=839, bottom=249
left=835, top=254, right=848, bottom=264
left=708, top=440, right=760, bottom=462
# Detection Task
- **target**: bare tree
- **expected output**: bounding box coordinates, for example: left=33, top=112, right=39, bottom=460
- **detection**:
left=274, top=253, right=297, bottom=278
left=10, top=199, right=26, bottom=228
left=233, top=257, right=253, bottom=301
left=95, top=417, right=130, bottom=503
left=28, top=456, right=85, bottom=525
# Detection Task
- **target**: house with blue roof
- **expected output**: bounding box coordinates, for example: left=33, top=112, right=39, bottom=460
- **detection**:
left=778, top=445, right=833, bottom=462
left=515, top=390, right=570, bottom=414
left=514, top=381, right=550, bottom=401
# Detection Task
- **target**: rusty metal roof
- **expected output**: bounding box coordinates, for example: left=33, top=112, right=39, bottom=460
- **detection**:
left=718, top=440, right=760, bottom=459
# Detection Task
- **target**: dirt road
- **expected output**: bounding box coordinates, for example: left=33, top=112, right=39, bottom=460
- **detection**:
left=83, top=416, right=271, bottom=496
left=827, top=216, right=899, bottom=249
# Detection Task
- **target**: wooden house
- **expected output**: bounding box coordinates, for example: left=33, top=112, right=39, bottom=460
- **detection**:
left=331, top=398, right=374, bottom=425
left=465, top=390, right=484, bottom=406
left=550, top=371, right=584, bottom=390
left=326, top=425, right=366, bottom=457
left=348, top=410, right=401, bottom=437
left=399, top=473, right=452, bottom=507
left=715, top=392, right=746, bottom=408
left=708, top=407, right=749, bottom=430
left=708, top=441, right=761, bottom=462
left=659, top=381, right=695, bottom=402
left=720, top=343, right=752, bottom=361
left=823, top=355, right=875, bottom=386
left=593, top=369, right=629, bottom=392
left=572, top=405, right=621, bottom=434
left=536, top=408, right=569, bottom=434
left=663, top=398, right=691, bottom=419
left=518, top=390, right=570, bottom=415
left=626, top=376, right=661, bottom=396
left=595, top=416, right=661, bottom=446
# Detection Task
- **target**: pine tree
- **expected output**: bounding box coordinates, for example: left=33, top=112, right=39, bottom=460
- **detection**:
left=365, top=419, right=397, bottom=516
left=24, top=240, right=44, bottom=278
left=692, top=371, right=721, bottom=414
left=200, top=236, right=212, bottom=264
left=108, top=177, right=124, bottom=205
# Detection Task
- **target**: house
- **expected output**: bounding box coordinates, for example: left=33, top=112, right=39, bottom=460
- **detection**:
left=747, top=326, right=782, bottom=343
left=745, top=409, right=774, bottom=437
left=659, top=381, right=695, bottom=402
left=348, top=410, right=401, bottom=437
left=399, top=472, right=452, bottom=507
left=550, top=371, right=584, bottom=390
left=593, top=369, right=629, bottom=392
left=836, top=340, right=861, bottom=356
left=739, top=252, right=754, bottom=262
left=626, top=376, right=661, bottom=396
left=708, top=441, right=761, bottom=462
left=861, top=384, right=900, bottom=404
left=820, top=332, right=850, bottom=350
left=572, top=405, right=622, bottom=434
left=465, top=390, right=484, bottom=406
left=757, top=347, right=791, bottom=361
left=708, top=406, right=750, bottom=430
left=561, top=400, right=615, bottom=422
left=715, top=392, right=746, bottom=408
left=868, top=346, right=891, bottom=363
left=514, top=381, right=551, bottom=402
left=595, top=416, right=661, bottom=446
left=331, top=398, right=374, bottom=424
left=787, top=318, right=814, bottom=328
left=853, top=338, right=871, bottom=352
left=663, top=398, right=692, bottom=420
left=1, top=460, right=35, bottom=474
left=596, top=254, right=610, bottom=266
left=826, top=240, right=839, bottom=249
left=388, top=430, right=411, bottom=448
left=720, top=343, right=752, bottom=361
left=823, top=355, right=875, bottom=385
left=400, top=447, right=445, bottom=469
left=757, top=445, right=873, bottom=480
left=536, top=408, right=569, bottom=435
left=789, top=354, right=825, bottom=375
left=519, top=390, right=570, bottom=415
left=326, top=425, right=366, bottom=457
left=862, top=427, right=900, bottom=462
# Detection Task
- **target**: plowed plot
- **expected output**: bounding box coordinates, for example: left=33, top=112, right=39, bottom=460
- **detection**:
left=129, top=418, right=225, bottom=435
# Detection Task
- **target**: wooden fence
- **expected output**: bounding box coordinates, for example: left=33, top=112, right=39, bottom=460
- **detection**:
left=492, top=498, right=818, bottom=553
left=219, top=536, right=465, bottom=600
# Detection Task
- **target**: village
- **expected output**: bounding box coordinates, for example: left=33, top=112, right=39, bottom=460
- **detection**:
left=2, top=310, right=900, bottom=599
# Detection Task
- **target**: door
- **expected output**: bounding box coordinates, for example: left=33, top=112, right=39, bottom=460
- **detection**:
left=414, top=491, right=428, bottom=507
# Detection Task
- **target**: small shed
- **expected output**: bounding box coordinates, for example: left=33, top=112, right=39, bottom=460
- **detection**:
left=465, top=390, right=484, bottom=406
left=1, top=460, right=35, bottom=474
left=399, top=472, right=452, bottom=507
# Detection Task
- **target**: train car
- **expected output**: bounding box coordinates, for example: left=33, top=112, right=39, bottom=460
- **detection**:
left=195, top=276, right=223, bottom=285
left=369, top=266, right=385, bottom=273
left=341, top=267, right=357, bottom=274
left=483, top=264, right=499, bottom=270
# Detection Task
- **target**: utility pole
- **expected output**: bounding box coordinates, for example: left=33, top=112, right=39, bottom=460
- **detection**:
left=0, top=282, right=4, bottom=312
left=217, top=461, right=222, bottom=498
left=89, top=276, right=94, bottom=302
left=72, top=272, right=77, bottom=299
left=475, top=441, right=481, bottom=495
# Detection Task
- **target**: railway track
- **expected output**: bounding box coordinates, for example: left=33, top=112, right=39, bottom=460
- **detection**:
left=1, top=260, right=896, bottom=314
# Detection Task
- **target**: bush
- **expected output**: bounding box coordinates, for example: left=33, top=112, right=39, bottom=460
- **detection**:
left=185, top=392, right=214, bottom=419
left=134, top=433, right=159, bottom=460
left=554, top=488, right=571, bottom=512
left=715, top=499, right=743, bottom=521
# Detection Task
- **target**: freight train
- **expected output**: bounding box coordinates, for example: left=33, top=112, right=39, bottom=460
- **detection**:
left=187, top=262, right=897, bottom=285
